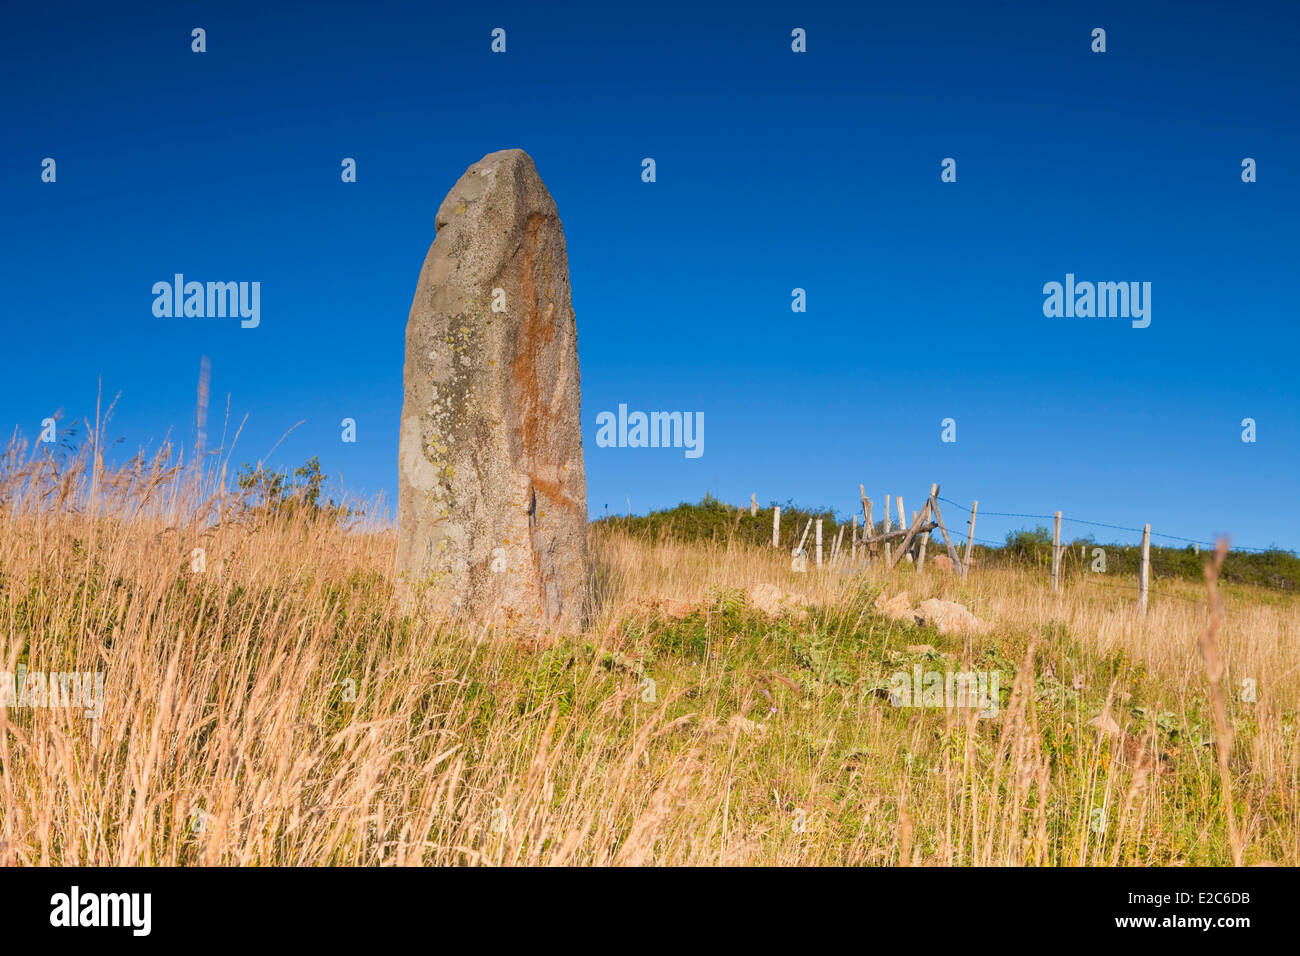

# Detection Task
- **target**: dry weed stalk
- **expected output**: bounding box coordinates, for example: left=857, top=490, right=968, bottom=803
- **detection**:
left=1199, top=538, right=1243, bottom=866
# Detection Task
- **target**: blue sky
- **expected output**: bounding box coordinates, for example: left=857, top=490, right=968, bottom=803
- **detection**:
left=3, top=1, right=1297, bottom=550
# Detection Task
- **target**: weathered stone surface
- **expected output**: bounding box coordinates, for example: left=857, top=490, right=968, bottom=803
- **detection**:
left=397, top=149, right=588, bottom=628
left=873, top=592, right=990, bottom=635
left=747, top=583, right=809, bottom=620
left=915, top=598, right=989, bottom=635
left=874, top=590, right=914, bottom=622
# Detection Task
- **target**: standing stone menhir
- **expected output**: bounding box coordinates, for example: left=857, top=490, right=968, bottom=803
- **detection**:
left=397, top=149, right=588, bottom=629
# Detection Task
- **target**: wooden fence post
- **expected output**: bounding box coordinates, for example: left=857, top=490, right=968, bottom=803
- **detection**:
left=917, top=483, right=937, bottom=571
left=863, top=495, right=875, bottom=561
left=963, top=500, right=978, bottom=575
left=772, top=506, right=781, bottom=548
left=883, top=495, right=893, bottom=566
left=834, top=524, right=845, bottom=567
left=1051, top=511, right=1062, bottom=592
left=887, top=500, right=933, bottom=571
left=851, top=514, right=859, bottom=562
left=750, top=493, right=758, bottom=517
left=795, top=518, right=812, bottom=556
left=1140, top=523, right=1151, bottom=613
left=815, top=519, right=824, bottom=568
left=928, top=488, right=963, bottom=575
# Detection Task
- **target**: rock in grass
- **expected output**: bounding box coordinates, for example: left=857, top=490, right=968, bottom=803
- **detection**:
left=914, top=598, right=989, bottom=635
left=874, top=591, right=914, bottom=621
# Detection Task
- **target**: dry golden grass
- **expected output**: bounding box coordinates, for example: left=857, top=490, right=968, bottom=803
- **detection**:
left=1, top=432, right=1296, bottom=866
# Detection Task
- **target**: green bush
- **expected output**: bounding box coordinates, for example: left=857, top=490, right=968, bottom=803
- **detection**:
left=593, top=493, right=835, bottom=551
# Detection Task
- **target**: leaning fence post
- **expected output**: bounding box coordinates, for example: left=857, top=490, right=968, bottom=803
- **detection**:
left=929, top=488, right=962, bottom=576
left=1051, top=511, right=1062, bottom=592
left=1140, top=523, right=1151, bottom=613
left=772, top=506, right=781, bottom=548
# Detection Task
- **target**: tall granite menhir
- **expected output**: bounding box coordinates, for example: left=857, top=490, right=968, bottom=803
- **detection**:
left=397, top=149, right=588, bottom=628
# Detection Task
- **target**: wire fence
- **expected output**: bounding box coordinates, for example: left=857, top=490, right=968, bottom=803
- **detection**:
left=882, top=491, right=1300, bottom=605
left=933, top=495, right=1282, bottom=555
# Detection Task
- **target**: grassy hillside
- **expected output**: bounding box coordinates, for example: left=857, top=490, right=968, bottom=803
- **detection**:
left=1, top=451, right=1297, bottom=865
